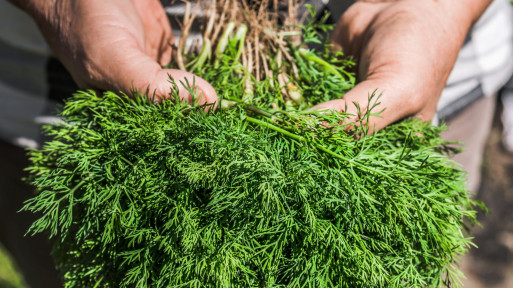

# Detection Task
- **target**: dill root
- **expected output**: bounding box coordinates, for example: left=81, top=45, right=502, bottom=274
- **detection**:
left=24, top=1, right=480, bottom=287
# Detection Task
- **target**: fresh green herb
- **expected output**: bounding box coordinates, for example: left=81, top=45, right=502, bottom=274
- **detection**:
left=24, top=1, right=479, bottom=287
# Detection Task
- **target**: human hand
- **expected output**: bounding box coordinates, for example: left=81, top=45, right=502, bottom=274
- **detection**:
left=313, top=0, right=492, bottom=132
left=13, top=0, right=217, bottom=106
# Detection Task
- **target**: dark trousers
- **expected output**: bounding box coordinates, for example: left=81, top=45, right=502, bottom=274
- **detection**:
left=0, top=140, right=61, bottom=288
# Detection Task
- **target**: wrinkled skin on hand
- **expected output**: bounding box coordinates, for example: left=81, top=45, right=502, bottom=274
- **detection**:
left=22, top=0, right=217, bottom=106
left=313, top=0, right=492, bottom=132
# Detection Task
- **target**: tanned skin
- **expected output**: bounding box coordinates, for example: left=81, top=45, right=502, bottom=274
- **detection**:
left=313, top=0, right=493, bottom=131
left=8, top=0, right=218, bottom=105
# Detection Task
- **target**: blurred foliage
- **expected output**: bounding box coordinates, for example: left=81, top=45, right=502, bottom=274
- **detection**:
left=0, top=245, right=26, bottom=288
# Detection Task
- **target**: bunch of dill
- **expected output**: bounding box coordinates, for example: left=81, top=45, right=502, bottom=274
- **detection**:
left=24, top=1, right=479, bottom=287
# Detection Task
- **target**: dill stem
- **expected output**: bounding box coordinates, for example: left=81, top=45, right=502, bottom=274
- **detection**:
left=244, top=116, right=304, bottom=142
left=243, top=104, right=274, bottom=118
left=190, top=38, right=212, bottom=72
left=234, top=24, right=248, bottom=61
left=245, top=114, right=392, bottom=180
left=216, top=21, right=236, bottom=56
left=298, top=49, right=344, bottom=81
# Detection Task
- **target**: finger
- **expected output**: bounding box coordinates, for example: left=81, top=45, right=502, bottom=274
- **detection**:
left=157, top=35, right=174, bottom=67
left=90, top=39, right=217, bottom=108
left=125, top=61, right=218, bottom=107
left=330, top=2, right=390, bottom=57
left=159, top=69, right=219, bottom=109
left=156, top=11, right=174, bottom=67
left=132, top=0, right=174, bottom=66
left=311, top=78, right=425, bottom=133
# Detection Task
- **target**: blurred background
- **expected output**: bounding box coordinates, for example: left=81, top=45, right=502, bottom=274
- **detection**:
left=459, top=100, right=513, bottom=288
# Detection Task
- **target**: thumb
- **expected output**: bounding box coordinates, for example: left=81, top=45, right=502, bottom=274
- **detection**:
left=311, top=79, right=419, bottom=133
left=143, top=68, right=219, bottom=108
left=91, top=42, right=218, bottom=108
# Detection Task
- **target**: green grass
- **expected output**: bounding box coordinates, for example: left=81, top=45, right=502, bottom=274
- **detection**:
left=0, top=245, right=26, bottom=288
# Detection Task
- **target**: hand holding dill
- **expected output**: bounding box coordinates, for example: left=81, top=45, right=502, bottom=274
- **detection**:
left=20, top=0, right=484, bottom=287
left=313, top=0, right=493, bottom=132
left=7, top=0, right=218, bottom=105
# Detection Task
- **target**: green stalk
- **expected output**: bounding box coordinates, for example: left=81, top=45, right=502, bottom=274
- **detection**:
left=243, top=104, right=274, bottom=119
left=220, top=99, right=277, bottom=120
left=298, top=48, right=354, bottom=88
left=245, top=116, right=304, bottom=142
left=234, top=24, right=248, bottom=62
left=246, top=114, right=392, bottom=180
left=220, top=99, right=238, bottom=110
left=190, top=38, right=212, bottom=72
left=216, top=21, right=236, bottom=57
